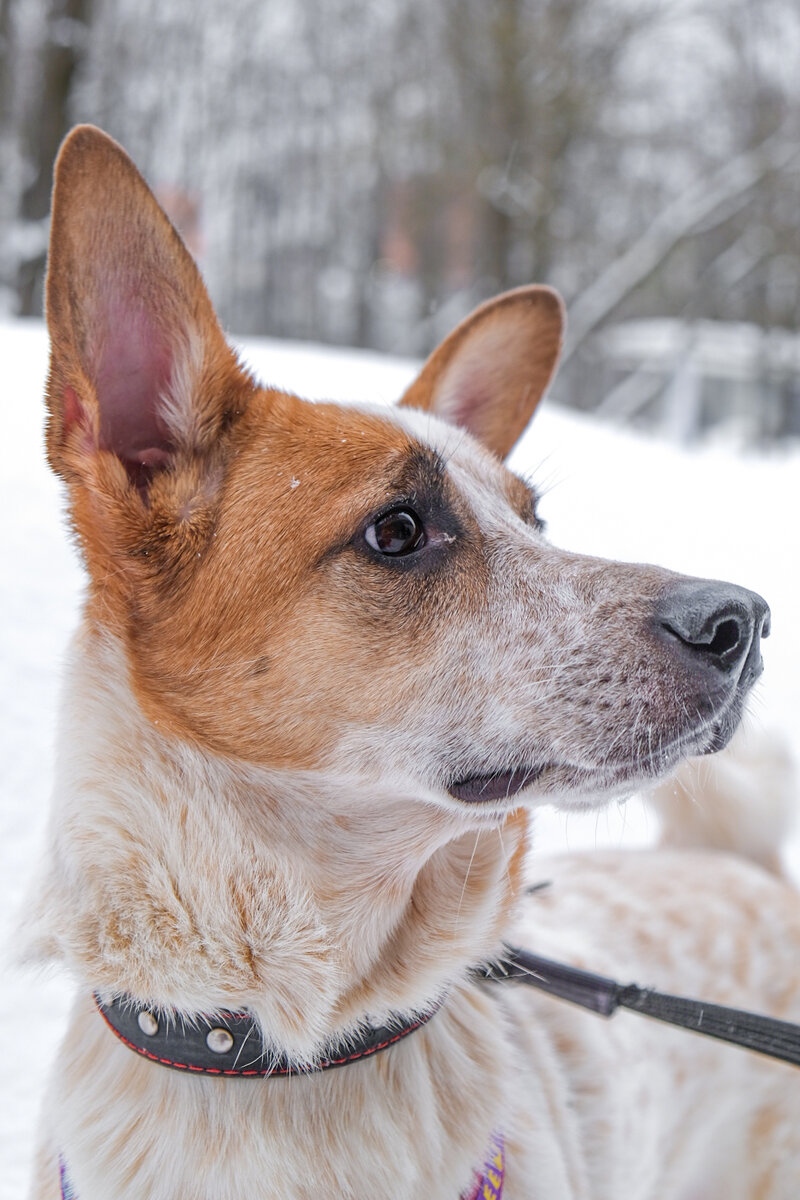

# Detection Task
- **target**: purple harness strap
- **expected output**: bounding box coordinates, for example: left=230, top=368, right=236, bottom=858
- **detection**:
left=461, top=1132, right=506, bottom=1200
left=59, top=1157, right=77, bottom=1200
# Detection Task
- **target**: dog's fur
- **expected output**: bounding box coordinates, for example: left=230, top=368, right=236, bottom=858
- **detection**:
left=23, top=126, right=800, bottom=1199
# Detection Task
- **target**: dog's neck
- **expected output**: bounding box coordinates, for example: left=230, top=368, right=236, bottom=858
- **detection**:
left=21, top=628, right=526, bottom=1061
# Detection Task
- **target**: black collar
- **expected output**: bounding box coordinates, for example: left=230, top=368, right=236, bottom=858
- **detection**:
left=95, top=992, right=443, bottom=1076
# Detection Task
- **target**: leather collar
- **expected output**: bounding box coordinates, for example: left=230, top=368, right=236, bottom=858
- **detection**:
left=95, top=992, right=443, bottom=1077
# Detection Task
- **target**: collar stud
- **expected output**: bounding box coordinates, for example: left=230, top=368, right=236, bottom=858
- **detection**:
left=137, top=1010, right=159, bottom=1037
left=206, top=1027, right=235, bottom=1054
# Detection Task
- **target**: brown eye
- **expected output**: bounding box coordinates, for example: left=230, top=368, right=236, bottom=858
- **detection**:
left=365, top=508, right=425, bottom=556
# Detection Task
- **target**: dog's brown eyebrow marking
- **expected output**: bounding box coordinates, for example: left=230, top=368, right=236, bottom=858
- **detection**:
left=383, top=444, right=472, bottom=542
left=387, top=443, right=448, bottom=502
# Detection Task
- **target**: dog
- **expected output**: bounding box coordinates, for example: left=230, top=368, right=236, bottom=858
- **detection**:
left=21, top=124, right=799, bottom=1199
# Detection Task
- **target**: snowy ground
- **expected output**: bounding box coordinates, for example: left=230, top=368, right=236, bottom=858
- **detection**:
left=1, top=320, right=797, bottom=1198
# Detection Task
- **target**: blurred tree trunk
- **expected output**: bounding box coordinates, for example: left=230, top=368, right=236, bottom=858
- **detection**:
left=15, top=0, right=91, bottom=316
left=0, top=0, right=17, bottom=267
left=475, top=0, right=522, bottom=289
left=0, top=0, right=13, bottom=124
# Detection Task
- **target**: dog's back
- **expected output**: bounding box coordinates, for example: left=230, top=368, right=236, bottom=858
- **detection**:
left=509, top=737, right=800, bottom=1199
left=650, top=725, right=796, bottom=877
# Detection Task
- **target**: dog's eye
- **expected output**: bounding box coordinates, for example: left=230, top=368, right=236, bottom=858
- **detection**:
left=365, top=508, right=425, bottom=556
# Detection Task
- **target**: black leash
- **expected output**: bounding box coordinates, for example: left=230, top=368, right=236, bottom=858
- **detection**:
left=481, top=945, right=800, bottom=1069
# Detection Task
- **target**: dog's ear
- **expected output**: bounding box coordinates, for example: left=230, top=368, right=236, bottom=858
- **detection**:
left=45, top=124, right=250, bottom=504
left=399, top=286, right=564, bottom=459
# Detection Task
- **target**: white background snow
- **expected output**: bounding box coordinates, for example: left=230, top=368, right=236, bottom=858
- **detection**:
left=1, top=320, right=797, bottom=1198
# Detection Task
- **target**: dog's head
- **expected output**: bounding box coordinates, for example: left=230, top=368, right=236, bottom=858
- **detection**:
left=45, top=126, right=769, bottom=824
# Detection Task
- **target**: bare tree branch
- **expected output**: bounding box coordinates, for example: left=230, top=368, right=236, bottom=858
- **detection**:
left=564, top=126, right=800, bottom=361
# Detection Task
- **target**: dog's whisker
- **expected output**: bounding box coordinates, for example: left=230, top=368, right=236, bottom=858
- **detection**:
left=454, top=830, right=483, bottom=933
left=231, top=1020, right=257, bottom=1071
left=494, top=825, right=513, bottom=893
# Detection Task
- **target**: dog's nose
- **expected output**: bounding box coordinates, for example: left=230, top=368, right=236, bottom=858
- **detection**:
left=656, top=581, right=770, bottom=680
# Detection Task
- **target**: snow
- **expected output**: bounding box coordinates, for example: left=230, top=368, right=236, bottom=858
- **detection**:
left=600, top=317, right=800, bottom=381
left=1, top=319, right=797, bottom=1196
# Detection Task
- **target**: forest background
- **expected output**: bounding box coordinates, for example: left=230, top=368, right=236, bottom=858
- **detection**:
left=2, top=0, right=800, bottom=441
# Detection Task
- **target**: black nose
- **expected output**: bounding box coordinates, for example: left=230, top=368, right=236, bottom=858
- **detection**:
left=657, top=581, right=770, bottom=680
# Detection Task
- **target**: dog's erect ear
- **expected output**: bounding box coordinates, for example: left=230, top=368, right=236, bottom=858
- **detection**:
left=399, top=286, right=564, bottom=459
left=45, top=125, right=249, bottom=495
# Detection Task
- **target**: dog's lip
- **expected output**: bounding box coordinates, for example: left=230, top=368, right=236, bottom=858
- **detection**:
left=447, top=715, right=737, bottom=804
left=447, top=695, right=745, bottom=806
left=447, top=765, right=547, bottom=804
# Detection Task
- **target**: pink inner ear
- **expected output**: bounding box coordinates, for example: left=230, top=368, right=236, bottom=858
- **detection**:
left=94, top=301, right=175, bottom=469
left=435, top=355, right=498, bottom=442
left=431, top=320, right=513, bottom=437
left=432, top=316, right=534, bottom=446
left=446, top=386, right=490, bottom=434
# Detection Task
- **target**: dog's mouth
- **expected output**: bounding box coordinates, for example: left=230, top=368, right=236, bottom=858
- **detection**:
left=446, top=700, right=745, bottom=807
left=447, top=765, right=548, bottom=804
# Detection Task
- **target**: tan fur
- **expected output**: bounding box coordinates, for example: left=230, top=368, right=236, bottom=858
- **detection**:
left=23, top=126, right=800, bottom=1199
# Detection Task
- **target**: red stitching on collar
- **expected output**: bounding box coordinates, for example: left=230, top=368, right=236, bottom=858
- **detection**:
left=95, top=997, right=439, bottom=1076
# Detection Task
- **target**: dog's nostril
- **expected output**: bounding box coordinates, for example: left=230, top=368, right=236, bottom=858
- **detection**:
left=704, top=617, right=742, bottom=658
left=660, top=613, right=746, bottom=663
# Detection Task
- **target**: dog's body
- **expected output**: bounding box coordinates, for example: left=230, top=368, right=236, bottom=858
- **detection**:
left=23, top=126, right=799, bottom=1199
